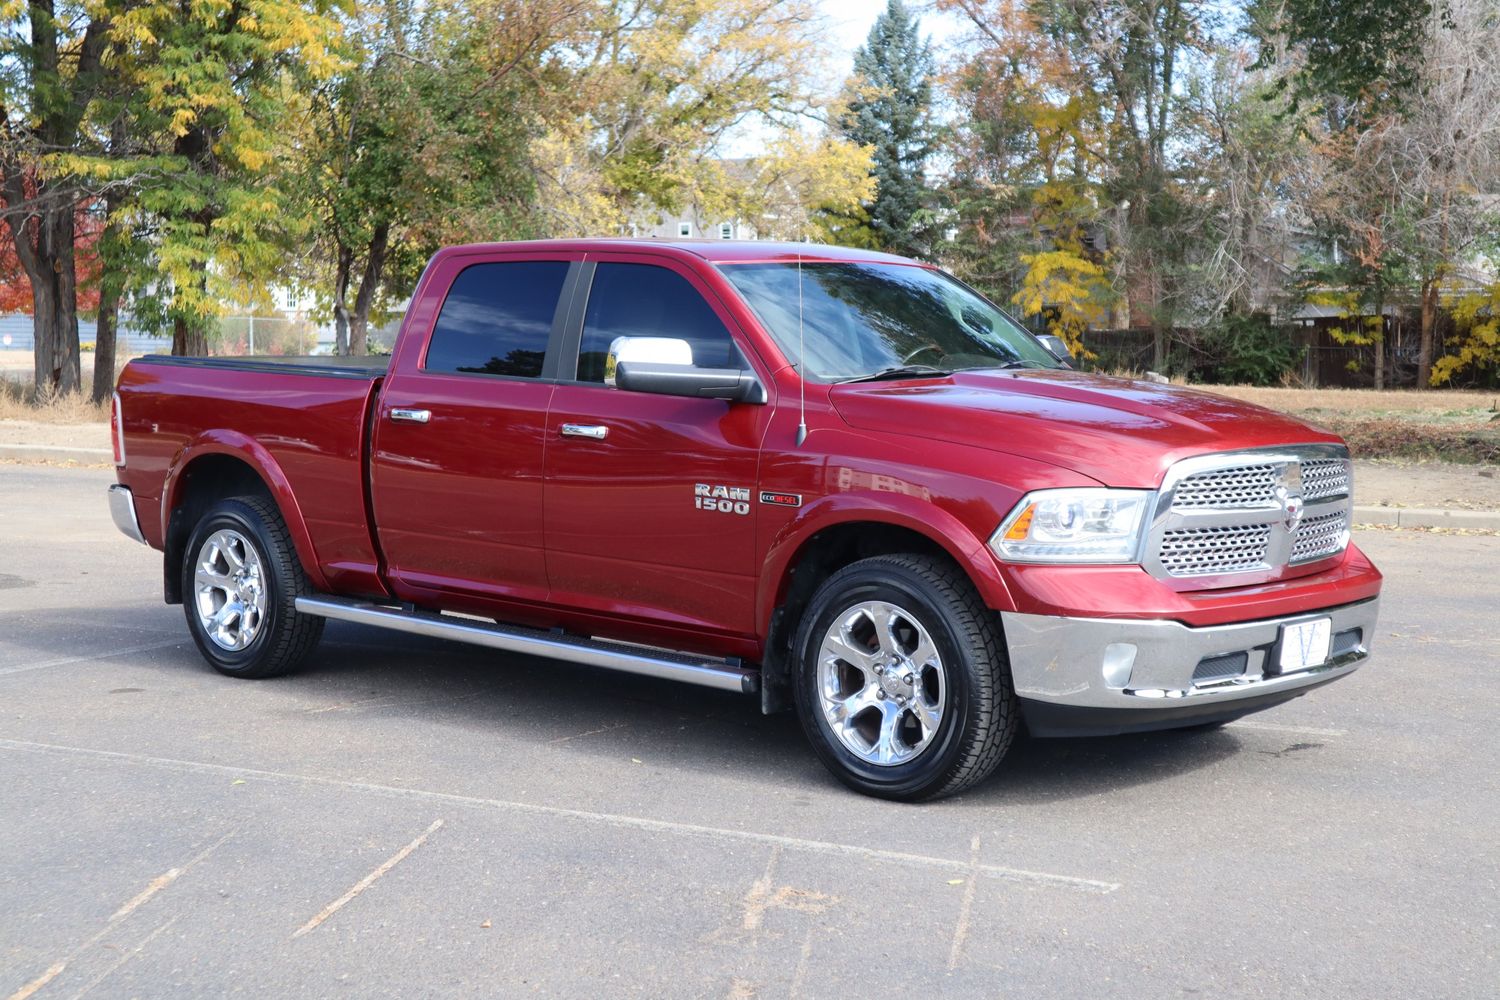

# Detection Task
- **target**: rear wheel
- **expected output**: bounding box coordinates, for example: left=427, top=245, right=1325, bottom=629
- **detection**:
left=182, top=496, right=323, bottom=678
left=792, top=554, right=1018, bottom=801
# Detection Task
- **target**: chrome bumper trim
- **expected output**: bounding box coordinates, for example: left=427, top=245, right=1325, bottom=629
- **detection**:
left=1001, top=597, right=1379, bottom=711
left=108, top=484, right=147, bottom=545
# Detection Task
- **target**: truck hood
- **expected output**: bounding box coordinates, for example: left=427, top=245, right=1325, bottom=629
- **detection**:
left=829, top=370, right=1341, bottom=489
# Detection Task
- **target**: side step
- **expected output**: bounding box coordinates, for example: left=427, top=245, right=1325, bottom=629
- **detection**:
left=295, top=595, right=760, bottom=695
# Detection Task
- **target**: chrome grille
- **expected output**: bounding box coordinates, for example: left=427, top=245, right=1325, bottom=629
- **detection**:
left=1171, top=464, right=1278, bottom=509
left=1159, top=524, right=1272, bottom=576
left=1291, top=509, right=1350, bottom=563
left=1146, top=446, right=1354, bottom=589
left=1302, top=458, right=1352, bottom=501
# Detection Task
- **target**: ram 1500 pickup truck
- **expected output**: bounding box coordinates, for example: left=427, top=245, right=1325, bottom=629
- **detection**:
left=109, top=240, right=1382, bottom=800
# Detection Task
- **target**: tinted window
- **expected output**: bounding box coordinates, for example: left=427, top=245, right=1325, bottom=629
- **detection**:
left=424, top=261, right=569, bottom=378
left=576, top=263, right=737, bottom=382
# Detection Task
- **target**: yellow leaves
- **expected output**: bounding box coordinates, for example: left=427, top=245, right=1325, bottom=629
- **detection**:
left=1011, top=249, right=1109, bottom=356
left=1431, top=282, right=1500, bottom=386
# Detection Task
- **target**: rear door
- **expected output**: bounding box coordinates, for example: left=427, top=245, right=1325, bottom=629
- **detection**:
left=543, top=254, right=774, bottom=639
left=372, top=250, right=580, bottom=610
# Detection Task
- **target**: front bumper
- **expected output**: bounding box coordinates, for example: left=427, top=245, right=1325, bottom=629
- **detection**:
left=108, top=484, right=146, bottom=544
left=1002, top=597, right=1379, bottom=736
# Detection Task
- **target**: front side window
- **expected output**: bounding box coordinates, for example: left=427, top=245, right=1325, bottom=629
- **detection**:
left=719, top=261, right=1060, bottom=381
left=424, top=261, right=569, bottom=378
left=575, top=263, right=738, bottom=382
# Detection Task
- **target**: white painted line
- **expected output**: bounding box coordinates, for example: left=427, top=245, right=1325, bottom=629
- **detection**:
left=947, top=834, right=982, bottom=971
left=0, top=739, right=1121, bottom=895
left=1226, top=720, right=1348, bottom=738
left=4, top=832, right=229, bottom=1000
left=293, top=819, right=444, bottom=938
left=0, top=639, right=188, bottom=678
left=64, top=918, right=177, bottom=1000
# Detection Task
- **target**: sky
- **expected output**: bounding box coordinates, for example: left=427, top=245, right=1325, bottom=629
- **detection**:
left=818, top=0, right=966, bottom=80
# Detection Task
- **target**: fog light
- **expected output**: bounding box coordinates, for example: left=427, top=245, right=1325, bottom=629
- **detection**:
left=1102, top=643, right=1136, bottom=688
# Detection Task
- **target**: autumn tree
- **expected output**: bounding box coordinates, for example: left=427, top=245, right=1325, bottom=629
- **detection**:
left=0, top=0, right=120, bottom=395
left=109, top=0, right=344, bottom=356
left=532, top=0, right=861, bottom=237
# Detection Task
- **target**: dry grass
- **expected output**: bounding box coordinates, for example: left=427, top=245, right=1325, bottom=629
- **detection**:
left=0, top=377, right=111, bottom=423
left=1201, top=385, right=1499, bottom=421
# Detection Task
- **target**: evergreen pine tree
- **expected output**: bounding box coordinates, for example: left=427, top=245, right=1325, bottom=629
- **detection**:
left=840, top=0, right=936, bottom=256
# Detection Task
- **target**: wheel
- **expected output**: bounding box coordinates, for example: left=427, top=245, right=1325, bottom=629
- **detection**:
left=792, top=554, right=1018, bottom=801
left=181, top=495, right=323, bottom=678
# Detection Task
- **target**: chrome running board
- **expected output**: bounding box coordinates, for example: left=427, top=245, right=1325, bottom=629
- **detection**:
left=295, top=595, right=759, bottom=695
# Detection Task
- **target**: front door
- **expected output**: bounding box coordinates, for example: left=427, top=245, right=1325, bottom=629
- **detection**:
left=371, top=252, right=578, bottom=611
left=543, top=256, right=773, bottom=640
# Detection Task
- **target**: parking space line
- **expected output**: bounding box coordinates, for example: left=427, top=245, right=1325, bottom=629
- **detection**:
left=947, top=834, right=982, bottom=970
left=293, top=819, right=444, bottom=938
left=64, top=918, right=177, bottom=1000
left=0, top=738, right=1122, bottom=895
left=4, top=832, right=229, bottom=1000
left=0, top=640, right=188, bottom=679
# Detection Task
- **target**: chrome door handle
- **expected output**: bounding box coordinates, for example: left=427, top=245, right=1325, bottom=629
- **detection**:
left=389, top=408, right=431, bottom=424
left=560, top=423, right=608, bottom=440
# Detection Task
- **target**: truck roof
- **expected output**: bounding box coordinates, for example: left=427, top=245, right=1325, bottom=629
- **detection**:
left=430, top=239, right=922, bottom=267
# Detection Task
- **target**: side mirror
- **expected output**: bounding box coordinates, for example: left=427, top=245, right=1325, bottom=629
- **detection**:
left=614, top=361, right=767, bottom=403
left=604, top=336, right=693, bottom=386
left=1036, top=333, right=1076, bottom=369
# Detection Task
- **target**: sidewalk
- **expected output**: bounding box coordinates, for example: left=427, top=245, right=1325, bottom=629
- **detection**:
left=2, top=419, right=1497, bottom=528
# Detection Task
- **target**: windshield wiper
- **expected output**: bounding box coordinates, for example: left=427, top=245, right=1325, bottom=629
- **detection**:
left=837, top=364, right=952, bottom=385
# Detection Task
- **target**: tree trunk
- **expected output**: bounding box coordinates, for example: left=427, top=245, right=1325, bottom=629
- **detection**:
left=1, top=195, right=81, bottom=397
left=332, top=244, right=352, bottom=356
left=1419, top=277, right=1439, bottom=388
left=92, top=272, right=119, bottom=403
left=172, top=314, right=211, bottom=356
left=349, top=222, right=390, bottom=356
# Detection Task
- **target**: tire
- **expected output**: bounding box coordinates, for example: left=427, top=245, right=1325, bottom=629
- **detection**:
left=791, top=554, right=1018, bottom=801
left=181, top=495, right=323, bottom=678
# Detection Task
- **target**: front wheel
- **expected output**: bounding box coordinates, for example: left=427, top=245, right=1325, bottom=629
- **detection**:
left=792, top=554, right=1018, bottom=801
left=182, top=495, right=323, bottom=678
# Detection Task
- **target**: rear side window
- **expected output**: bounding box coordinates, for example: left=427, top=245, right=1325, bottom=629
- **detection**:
left=424, top=261, right=569, bottom=378
left=576, top=263, right=738, bottom=382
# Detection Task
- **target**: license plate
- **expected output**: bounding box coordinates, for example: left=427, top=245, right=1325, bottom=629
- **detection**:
left=1278, top=618, right=1332, bottom=674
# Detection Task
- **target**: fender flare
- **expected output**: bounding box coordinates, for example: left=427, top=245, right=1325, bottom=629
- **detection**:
left=161, top=430, right=331, bottom=593
left=756, top=491, right=1017, bottom=638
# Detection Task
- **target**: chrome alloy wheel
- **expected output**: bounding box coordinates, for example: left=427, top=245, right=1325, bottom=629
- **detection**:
left=817, top=601, right=947, bottom=766
left=192, top=528, right=266, bottom=651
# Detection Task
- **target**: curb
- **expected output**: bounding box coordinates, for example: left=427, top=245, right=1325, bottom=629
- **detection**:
left=0, top=443, right=112, bottom=465
left=1353, top=505, right=1500, bottom=531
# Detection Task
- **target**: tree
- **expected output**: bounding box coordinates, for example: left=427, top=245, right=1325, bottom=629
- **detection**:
left=300, top=0, right=581, bottom=355
left=0, top=0, right=117, bottom=395
left=532, top=0, right=830, bottom=237
left=109, top=0, right=345, bottom=356
left=940, top=0, right=1206, bottom=365
left=840, top=0, right=936, bottom=256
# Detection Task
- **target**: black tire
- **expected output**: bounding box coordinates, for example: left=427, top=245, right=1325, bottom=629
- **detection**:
left=181, top=495, right=323, bottom=678
left=791, top=554, right=1018, bottom=801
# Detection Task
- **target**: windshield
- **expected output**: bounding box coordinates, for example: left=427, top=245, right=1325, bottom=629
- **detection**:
left=719, top=261, right=1060, bottom=381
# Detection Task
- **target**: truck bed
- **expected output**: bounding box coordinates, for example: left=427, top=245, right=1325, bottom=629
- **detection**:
left=134, top=353, right=391, bottom=379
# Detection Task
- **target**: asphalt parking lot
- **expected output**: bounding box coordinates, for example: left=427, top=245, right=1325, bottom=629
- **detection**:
left=1, top=464, right=1496, bottom=999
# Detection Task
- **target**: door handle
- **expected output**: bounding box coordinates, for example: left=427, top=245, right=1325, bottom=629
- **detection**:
left=560, top=423, right=609, bottom=440
left=389, top=408, right=431, bottom=424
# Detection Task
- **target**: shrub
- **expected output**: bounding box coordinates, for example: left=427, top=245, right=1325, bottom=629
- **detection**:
left=1193, top=315, right=1303, bottom=386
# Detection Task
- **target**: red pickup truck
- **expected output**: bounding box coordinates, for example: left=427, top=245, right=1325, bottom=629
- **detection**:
left=109, top=239, right=1382, bottom=800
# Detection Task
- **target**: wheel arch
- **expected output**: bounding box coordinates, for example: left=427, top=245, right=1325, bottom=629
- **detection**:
left=757, top=496, right=1015, bottom=713
left=161, top=438, right=328, bottom=604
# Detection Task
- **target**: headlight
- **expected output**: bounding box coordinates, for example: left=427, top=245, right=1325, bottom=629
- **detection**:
left=989, top=488, right=1154, bottom=564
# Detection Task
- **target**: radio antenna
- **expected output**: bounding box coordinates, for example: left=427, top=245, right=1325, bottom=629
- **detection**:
left=795, top=251, right=807, bottom=447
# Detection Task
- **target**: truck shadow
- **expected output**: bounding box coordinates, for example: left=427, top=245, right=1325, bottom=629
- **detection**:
left=299, top=622, right=1244, bottom=805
